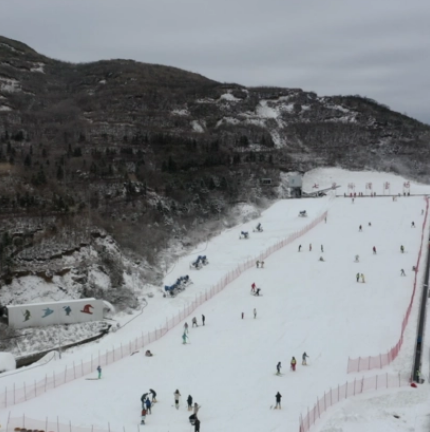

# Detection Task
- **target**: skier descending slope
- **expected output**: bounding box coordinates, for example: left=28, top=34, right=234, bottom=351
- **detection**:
left=290, top=357, right=297, bottom=371
left=302, top=352, right=309, bottom=365
left=276, top=362, right=282, bottom=375
left=174, top=389, right=181, bottom=409
left=274, top=392, right=282, bottom=409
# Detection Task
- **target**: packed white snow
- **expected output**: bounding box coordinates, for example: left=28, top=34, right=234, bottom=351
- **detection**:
left=0, top=169, right=429, bottom=432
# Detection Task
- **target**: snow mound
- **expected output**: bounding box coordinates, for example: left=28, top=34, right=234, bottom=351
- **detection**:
left=0, top=352, right=15, bottom=372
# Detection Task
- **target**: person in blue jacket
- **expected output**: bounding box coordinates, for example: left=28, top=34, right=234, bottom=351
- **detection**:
left=145, top=397, right=152, bottom=414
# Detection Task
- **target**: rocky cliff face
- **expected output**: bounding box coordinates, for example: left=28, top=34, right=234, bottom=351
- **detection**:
left=0, top=35, right=429, bottom=306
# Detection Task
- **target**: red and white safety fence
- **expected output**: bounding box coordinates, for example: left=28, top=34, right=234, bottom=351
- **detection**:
left=1, top=210, right=328, bottom=408
left=299, top=373, right=409, bottom=432
left=5, top=414, right=113, bottom=432
left=347, top=196, right=429, bottom=373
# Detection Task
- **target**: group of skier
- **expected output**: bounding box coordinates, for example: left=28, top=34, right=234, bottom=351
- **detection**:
left=182, top=315, right=206, bottom=344
left=276, top=352, right=309, bottom=376
left=298, top=244, right=324, bottom=253
left=140, top=389, right=157, bottom=424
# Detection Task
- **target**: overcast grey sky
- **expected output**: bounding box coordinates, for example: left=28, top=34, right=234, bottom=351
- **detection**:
left=2, top=0, right=430, bottom=123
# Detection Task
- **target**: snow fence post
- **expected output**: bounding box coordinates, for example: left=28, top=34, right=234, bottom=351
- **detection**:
left=24, top=382, right=27, bottom=401
left=57, top=416, right=59, bottom=432
left=358, top=356, right=361, bottom=372
left=353, top=378, right=356, bottom=396
left=23, top=413, right=25, bottom=428
left=64, top=367, right=67, bottom=383
left=69, top=420, right=72, bottom=432
left=5, top=411, right=10, bottom=432
left=307, top=407, right=310, bottom=430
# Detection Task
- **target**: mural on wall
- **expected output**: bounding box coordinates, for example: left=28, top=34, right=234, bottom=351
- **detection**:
left=81, top=304, right=94, bottom=315
left=23, top=310, right=31, bottom=322
left=8, top=299, right=108, bottom=329
left=63, top=306, right=72, bottom=316
left=42, top=308, right=54, bottom=318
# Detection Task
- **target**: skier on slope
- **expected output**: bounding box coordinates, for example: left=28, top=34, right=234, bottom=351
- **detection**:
left=412, top=221, right=415, bottom=228
left=182, top=332, right=189, bottom=344
left=276, top=362, right=282, bottom=375
left=290, top=357, right=297, bottom=371
left=141, top=408, right=147, bottom=425
left=261, top=261, right=265, bottom=268
left=302, top=352, right=309, bottom=365
left=141, top=393, right=149, bottom=408
left=298, top=245, right=302, bottom=252
left=373, top=246, right=377, bottom=254
left=97, top=365, right=102, bottom=379
left=149, top=389, right=157, bottom=402
left=192, top=317, right=198, bottom=327
left=256, top=260, right=260, bottom=268
left=187, top=395, right=193, bottom=411
left=321, top=245, right=324, bottom=253
left=202, top=314, right=205, bottom=326
left=401, top=269, right=406, bottom=276
left=359, top=225, right=362, bottom=232
left=145, top=398, right=152, bottom=414
left=253, top=308, right=257, bottom=319
left=401, top=245, right=405, bottom=253
left=274, top=392, right=282, bottom=409
left=355, top=255, right=360, bottom=262
left=361, top=273, right=365, bottom=283
left=174, top=390, right=181, bottom=409
left=309, top=244, right=312, bottom=251
left=251, top=283, right=256, bottom=293
left=356, top=273, right=360, bottom=282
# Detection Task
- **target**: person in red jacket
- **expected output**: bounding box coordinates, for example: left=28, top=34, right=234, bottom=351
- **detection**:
left=290, top=357, right=297, bottom=371
left=251, top=283, right=256, bottom=294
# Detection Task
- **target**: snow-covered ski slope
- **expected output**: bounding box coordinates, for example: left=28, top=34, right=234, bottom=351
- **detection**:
left=1, top=169, right=430, bottom=432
